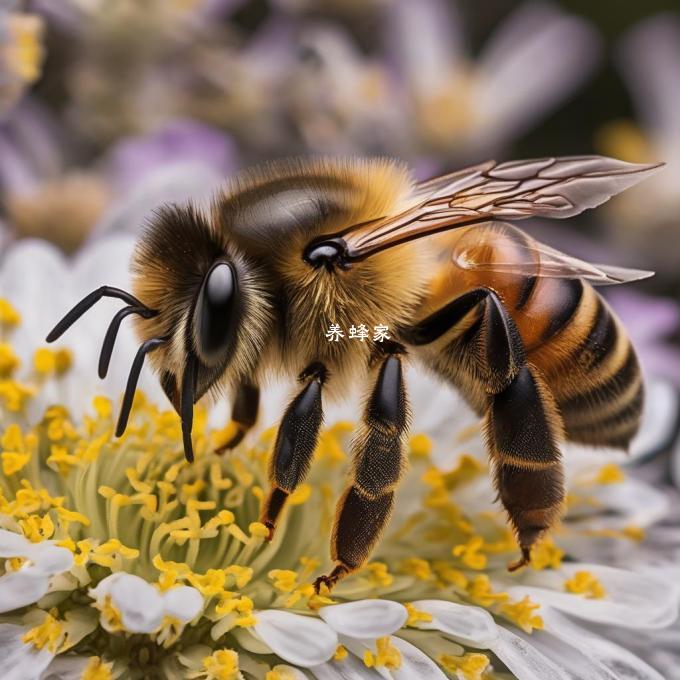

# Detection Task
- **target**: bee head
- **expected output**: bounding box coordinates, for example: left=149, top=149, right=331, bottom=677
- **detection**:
left=46, top=203, right=273, bottom=464
left=131, top=204, right=273, bottom=415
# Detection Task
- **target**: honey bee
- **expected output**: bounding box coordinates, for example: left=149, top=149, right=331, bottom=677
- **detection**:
left=46, top=156, right=660, bottom=590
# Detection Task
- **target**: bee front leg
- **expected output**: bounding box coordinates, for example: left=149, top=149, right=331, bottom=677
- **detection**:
left=260, top=363, right=326, bottom=540
left=215, top=383, right=260, bottom=453
left=314, top=344, right=409, bottom=593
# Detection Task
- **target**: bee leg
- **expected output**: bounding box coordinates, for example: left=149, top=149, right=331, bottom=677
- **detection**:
left=260, top=362, right=326, bottom=541
left=215, top=383, right=260, bottom=453
left=469, top=293, right=564, bottom=570
left=488, top=363, right=565, bottom=572
left=314, top=344, right=408, bottom=593
left=407, top=289, right=564, bottom=570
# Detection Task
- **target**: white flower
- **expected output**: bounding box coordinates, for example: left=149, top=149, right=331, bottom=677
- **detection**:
left=598, top=14, right=680, bottom=277
left=386, top=0, right=600, bottom=156
left=0, top=530, right=73, bottom=613
left=1, top=235, right=678, bottom=679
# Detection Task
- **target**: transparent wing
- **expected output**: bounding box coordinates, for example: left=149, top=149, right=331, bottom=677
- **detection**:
left=451, top=222, right=654, bottom=286
left=340, top=156, right=662, bottom=261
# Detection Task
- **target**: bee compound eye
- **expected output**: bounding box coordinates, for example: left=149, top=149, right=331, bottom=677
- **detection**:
left=195, top=261, right=237, bottom=363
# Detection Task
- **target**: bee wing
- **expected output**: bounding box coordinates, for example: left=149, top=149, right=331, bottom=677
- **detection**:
left=341, top=156, right=662, bottom=260
left=451, top=221, right=654, bottom=286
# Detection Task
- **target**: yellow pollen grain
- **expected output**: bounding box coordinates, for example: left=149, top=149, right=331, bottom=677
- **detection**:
left=564, top=571, right=606, bottom=599
left=269, top=569, right=298, bottom=593
left=192, top=649, right=241, bottom=680
left=0, top=299, right=21, bottom=326
left=400, top=557, right=433, bottom=581
left=19, top=513, right=55, bottom=542
left=452, top=535, right=487, bottom=570
left=55, top=506, right=91, bottom=526
left=529, top=538, right=564, bottom=570
left=363, top=636, right=401, bottom=671
left=596, top=463, right=625, bottom=485
left=500, top=596, right=544, bottom=633
left=466, top=575, right=510, bottom=608
left=433, top=561, right=469, bottom=589
left=405, top=603, right=433, bottom=626
left=82, top=656, right=114, bottom=680
left=334, top=645, right=348, bottom=661
left=0, top=379, right=36, bottom=411
left=409, top=433, right=432, bottom=458
left=249, top=521, right=269, bottom=538
left=265, top=667, right=298, bottom=680
left=438, top=652, right=490, bottom=680
left=364, top=561, right=394, bottom=587
left=22, top=609, right=65, bottom=653
left=0, top=343, right=20, bottom=377
left=93, top=395, right=113, bottom=419
left=623, top=525, right=645, bottom=542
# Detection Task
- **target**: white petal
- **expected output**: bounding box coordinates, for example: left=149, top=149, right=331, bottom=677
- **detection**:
left=163, top=586, right=204, bottom=623
left=319, top=600, right=407, bottom=639
left=106, top=573, right=165, bottom=633
left=390, top=637, right=447, bottom=680
left=542, top=609, right=666, bottom=680
left=411, top=600, right=499, bottom=648
left=505, top=563, right=680, bottom=629
left=474, top=5, right=600, bottom=149
left=254, top=610, right=338, bottom=668
left=0, top=623, right=55, bottom=680
left=489, top=626, right=570, bottom=680
left=0, top=529, right=32, bottom=557
left=338, top=638, right=391, bottom=679
left=311, top=654, right=385, bottom=680
left=0, top=570, right=50, bottom=613
left=25, top=544, right=74, bottom=577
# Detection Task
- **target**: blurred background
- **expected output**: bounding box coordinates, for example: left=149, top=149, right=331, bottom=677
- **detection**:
left=1, top=0, right=680, bottom=461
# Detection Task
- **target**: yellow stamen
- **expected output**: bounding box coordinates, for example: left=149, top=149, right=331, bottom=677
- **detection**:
left=363, top=636, right=401, bottom=670
left=564, top=571, right=606, bottom=599
left=438, top=652, right=490, bottom=680
left=596, top=464, right=625, bottom=485
left=82, top=656, right=114, bottom=680
left=22, top=609, right=65, bottom=653
left=500, top=596, right=544, bottom=633
left=405, top=603, right=434, bottom=626
left=0, top=299, right=21, bottom=327
left=189, top=649, right=242, bottom=680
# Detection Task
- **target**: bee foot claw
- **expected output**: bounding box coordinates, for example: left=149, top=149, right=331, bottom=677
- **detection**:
left=313, top=564, right=350, bottom=594
left=507, top=547, right=531, bottom=572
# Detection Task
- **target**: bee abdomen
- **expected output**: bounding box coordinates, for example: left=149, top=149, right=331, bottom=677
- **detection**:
left=549, top=298, right=643, bottom=449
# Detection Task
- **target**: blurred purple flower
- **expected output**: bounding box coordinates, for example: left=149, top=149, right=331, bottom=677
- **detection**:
left=0, top=105, right=239, bottom=252
left=104, top=119, right=239, bottom=193
left=607, top=288, right=680, bottom=387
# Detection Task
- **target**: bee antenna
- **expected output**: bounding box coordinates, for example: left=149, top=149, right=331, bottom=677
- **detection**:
left=98, top=306, right=158, bottom=379
left=181, top=355, right=198, bottom=464
left=46, top=286, right=156, bottom=343
left=115, top=337, right=165, bottom=438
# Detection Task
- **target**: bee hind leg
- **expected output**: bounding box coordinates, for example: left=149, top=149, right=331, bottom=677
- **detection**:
left=406, top=288, right=564, bottom=570
left=488, top=363, right=565, bottom=571
left=215, top=383, right=260, bottom=453
left=260, top=363, right=326, bottom=541
left=314, top=343, right=408, bottom=593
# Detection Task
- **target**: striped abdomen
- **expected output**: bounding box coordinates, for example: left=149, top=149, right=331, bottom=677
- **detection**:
left=421, top=223, right=643, bottom=450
